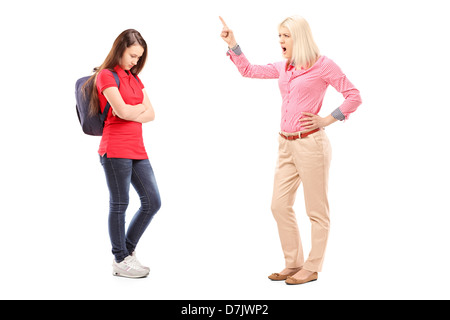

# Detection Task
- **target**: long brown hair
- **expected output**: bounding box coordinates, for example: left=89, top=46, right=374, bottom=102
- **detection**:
left=83, top=29, right=148, bottom=116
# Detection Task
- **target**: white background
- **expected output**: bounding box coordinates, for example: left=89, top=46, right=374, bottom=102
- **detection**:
left=1, top=0, right=449, bottom=300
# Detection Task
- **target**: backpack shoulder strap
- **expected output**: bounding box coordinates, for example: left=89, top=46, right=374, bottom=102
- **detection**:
left=100, top=71, right=120, bottom=122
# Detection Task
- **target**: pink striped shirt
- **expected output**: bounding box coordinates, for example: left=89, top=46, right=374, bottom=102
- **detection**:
left=227, top=47, right=362, bottom=133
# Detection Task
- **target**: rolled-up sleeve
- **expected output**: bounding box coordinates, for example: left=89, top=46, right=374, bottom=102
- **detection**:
left=227, top=45, right=281, bottom=79
left=321, top=58, right=362, bottom=121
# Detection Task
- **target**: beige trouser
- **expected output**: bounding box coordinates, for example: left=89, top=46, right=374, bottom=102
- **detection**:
left=271, top=129, right=332, bottom=272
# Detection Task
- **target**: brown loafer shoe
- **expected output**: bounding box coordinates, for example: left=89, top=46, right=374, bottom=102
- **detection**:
left=285, top=272, right=318, bottom=285
left=268, top=268, right=301, bottom=281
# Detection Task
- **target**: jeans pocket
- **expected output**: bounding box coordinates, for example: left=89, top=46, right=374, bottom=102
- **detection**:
left=99, top=153, right=107, bottom=165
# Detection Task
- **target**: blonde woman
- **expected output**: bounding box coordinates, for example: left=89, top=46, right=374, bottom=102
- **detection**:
left=220, top=16, right=362, bottom=284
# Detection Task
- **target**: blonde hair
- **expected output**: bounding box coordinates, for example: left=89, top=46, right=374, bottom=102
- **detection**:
left=279, top=16, right=320, bottom=69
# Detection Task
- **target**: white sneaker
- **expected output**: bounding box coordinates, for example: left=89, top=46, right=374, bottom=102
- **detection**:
left=112, top=255, right=149, bottom=278
left=130, top=251, right=150, bottom=272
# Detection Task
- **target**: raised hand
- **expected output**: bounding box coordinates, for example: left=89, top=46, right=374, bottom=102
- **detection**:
left=219, top=16, right=237, bottom=48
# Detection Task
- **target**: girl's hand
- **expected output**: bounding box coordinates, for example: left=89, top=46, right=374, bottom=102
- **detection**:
left=219, top=16, right=237, bottom=48
left=299, top=112, right=337, bottom=130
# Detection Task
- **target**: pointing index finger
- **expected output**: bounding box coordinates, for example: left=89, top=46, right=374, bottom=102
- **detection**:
left=219, top=16, right=228, bottom=27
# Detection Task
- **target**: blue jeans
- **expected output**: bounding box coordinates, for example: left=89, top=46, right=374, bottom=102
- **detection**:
left=100, top=155, right=161, bottom=262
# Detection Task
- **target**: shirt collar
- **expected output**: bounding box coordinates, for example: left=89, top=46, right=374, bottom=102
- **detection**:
left=286, top=56, right=324, bottom=72
left=114, top=65, right=132, bottom=78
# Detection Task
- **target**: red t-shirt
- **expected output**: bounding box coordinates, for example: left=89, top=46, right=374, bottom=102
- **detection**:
left=96, top=65, right=148, bottom=159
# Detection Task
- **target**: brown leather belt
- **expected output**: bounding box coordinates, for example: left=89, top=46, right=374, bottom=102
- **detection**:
left=279, top=128, right=320, bottom=140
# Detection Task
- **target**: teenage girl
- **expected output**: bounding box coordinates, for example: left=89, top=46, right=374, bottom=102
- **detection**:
left=83, top=29, right=161, bottom=278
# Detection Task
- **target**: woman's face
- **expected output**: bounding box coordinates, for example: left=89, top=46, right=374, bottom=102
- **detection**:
left=279, top=26, right=293, bottom=60
left=120, top=44, right=145, bottom=71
